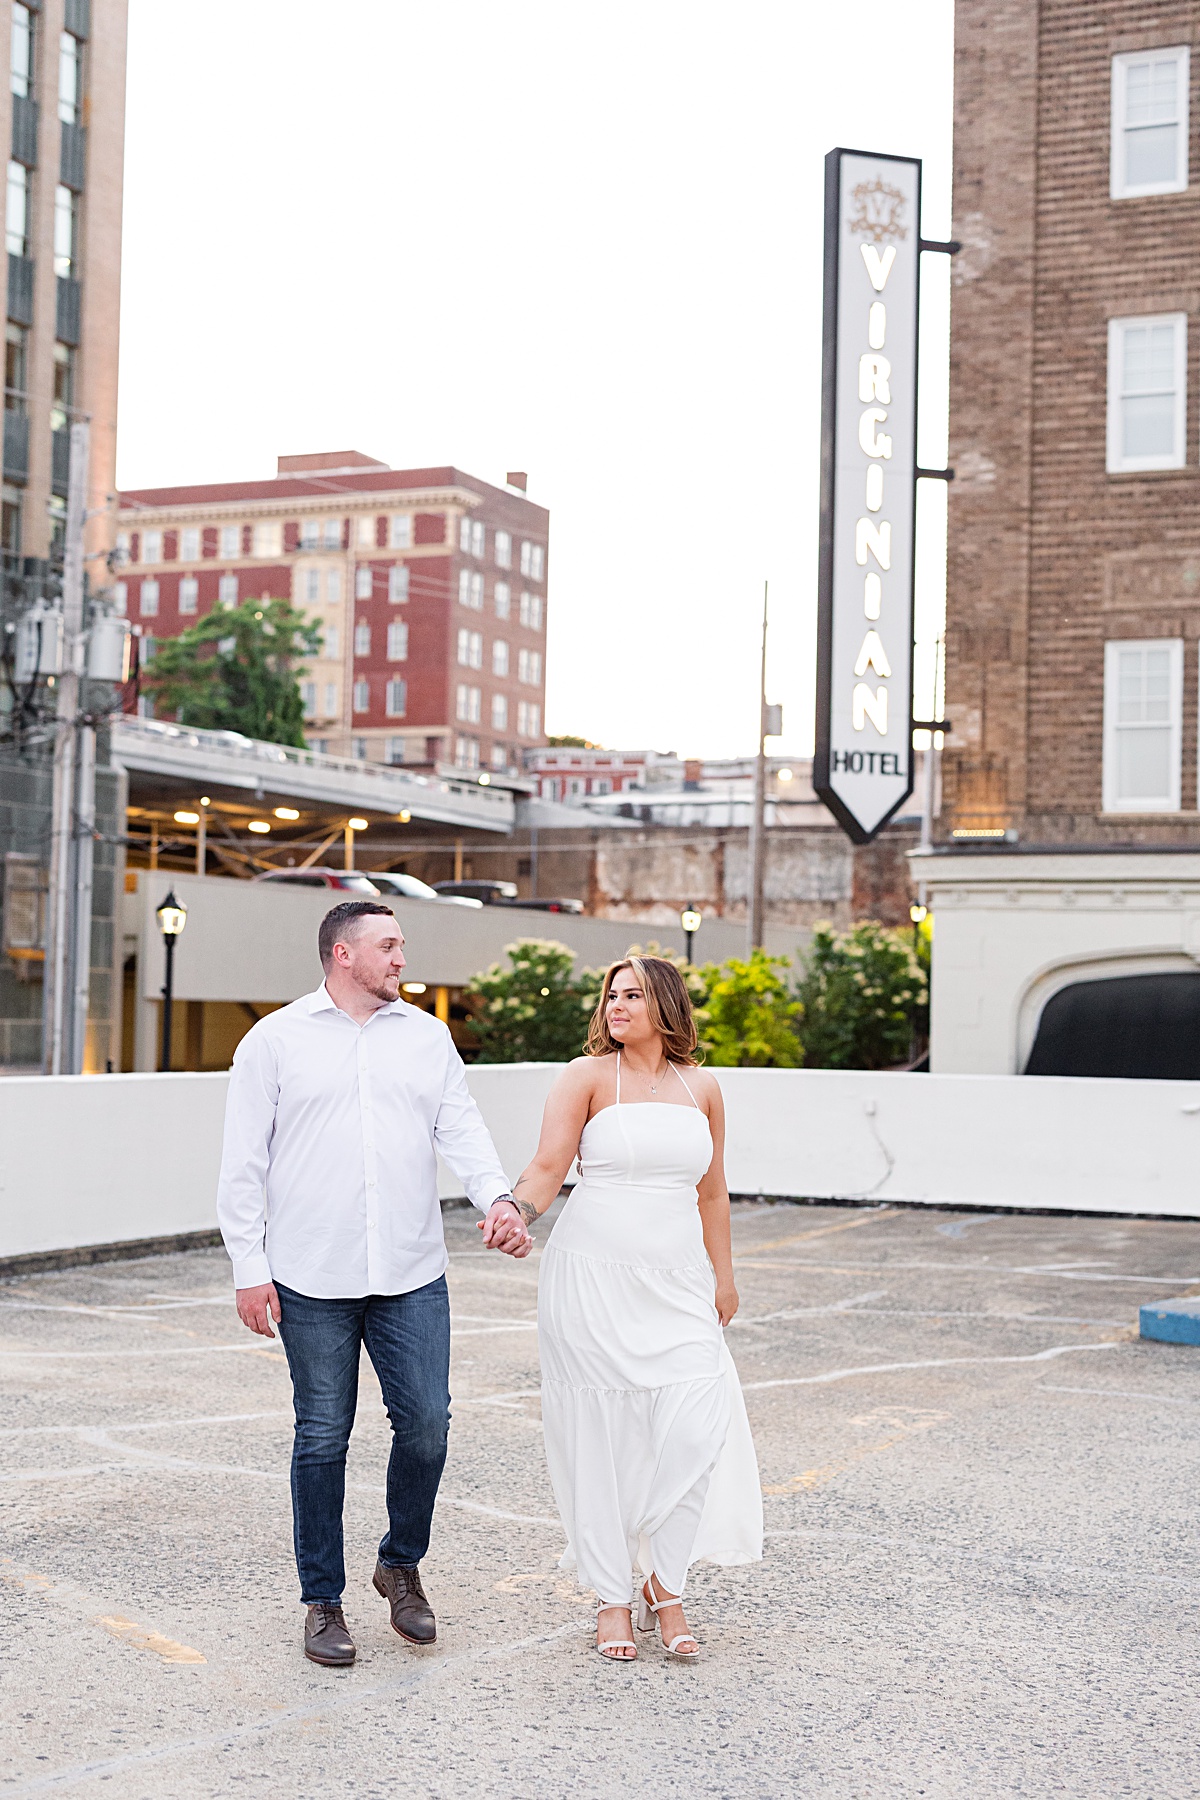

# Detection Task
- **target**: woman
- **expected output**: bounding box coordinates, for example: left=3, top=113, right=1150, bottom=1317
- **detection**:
left=505, top=956, right=762, bottom=1662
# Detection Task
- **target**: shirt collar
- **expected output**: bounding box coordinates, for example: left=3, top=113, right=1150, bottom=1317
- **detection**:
left=305, top=981, right=408, bottom=1019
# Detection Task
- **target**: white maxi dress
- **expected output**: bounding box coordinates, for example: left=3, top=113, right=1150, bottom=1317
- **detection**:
left=537, top=1059, right=763, bottom=1605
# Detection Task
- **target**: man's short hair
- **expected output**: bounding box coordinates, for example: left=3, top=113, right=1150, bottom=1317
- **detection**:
left=318, top=900, right=396, bottom=971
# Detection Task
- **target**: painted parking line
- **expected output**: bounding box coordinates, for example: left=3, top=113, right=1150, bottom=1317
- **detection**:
left=763, top=1405, right=952, bottom=1495
left=741, top=1337, right=1125, bottom=1392
left=734, top=1208, right=900, bottom=1257
left=0, top=1559, right=206, bottom=1667
left=94, top=1615, right=206, bottom=1665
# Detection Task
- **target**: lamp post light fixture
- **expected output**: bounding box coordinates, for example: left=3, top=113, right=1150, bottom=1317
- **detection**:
left=156, top=890, right=187, bottom=1072
left=680, top=904, right=702, bottom=966
left=344, top=816, right=368, bottom=872
left=909, top=900, right=928, bottom=952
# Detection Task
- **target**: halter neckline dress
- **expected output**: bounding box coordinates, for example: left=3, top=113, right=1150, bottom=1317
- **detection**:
left=537, top=1055, right=762, bottom=1605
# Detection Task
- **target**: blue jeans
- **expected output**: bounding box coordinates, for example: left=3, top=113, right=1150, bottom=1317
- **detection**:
left=275, top=1276, right=451, bottom=1606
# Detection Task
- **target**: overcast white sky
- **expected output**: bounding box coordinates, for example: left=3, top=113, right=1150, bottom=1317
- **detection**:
left=117, top=0, right=955, bottom=759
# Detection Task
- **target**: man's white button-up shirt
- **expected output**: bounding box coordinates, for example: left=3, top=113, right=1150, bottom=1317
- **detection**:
left=216, top=983, right=512, bottom=1299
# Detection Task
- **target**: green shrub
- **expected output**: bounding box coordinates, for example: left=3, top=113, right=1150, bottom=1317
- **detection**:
left=794, top=920, right=928, bottom=1070
left=697, top=949, right=805, bottom=1068
left=465, top=939, right=596, bottom=1063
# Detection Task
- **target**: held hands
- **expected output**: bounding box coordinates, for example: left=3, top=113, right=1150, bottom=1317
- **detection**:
left=479, top=1199, right=533, bottom=1259
left=236, top=1282, right=281, bottom=1338
left=715, top=1281, right=739, bottom=1327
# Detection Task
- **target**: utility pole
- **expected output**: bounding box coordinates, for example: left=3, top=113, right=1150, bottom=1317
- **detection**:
left=747, top=580, right=769, bottom=956
left=43, top=420, right=90, bottom=1074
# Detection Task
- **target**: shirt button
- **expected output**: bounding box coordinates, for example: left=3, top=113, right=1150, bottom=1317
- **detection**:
left=367, top=1178, right=376, bottom=1187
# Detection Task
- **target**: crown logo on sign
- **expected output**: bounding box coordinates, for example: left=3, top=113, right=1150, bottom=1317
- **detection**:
left=847, top=179, right=909, bottom=245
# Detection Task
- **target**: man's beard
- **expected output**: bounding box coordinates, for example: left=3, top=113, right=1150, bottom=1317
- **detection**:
left=357, top=970, right=400, bottom=1003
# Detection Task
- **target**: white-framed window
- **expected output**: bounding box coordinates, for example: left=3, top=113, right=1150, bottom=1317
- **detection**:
left=1111, top=48, right=1189, bottom=198
left=388, top=564, right=409, bottom=604
left=519, top=540, right=532, bottom=576
left=471, top=571, right=484, bottom=609
left=58, top=28, right=82, bottom=125
left=299, top=518, right=320, bottom=550
left=390, top=514, right=412, bottom=548
left=387, top=620, right=408, bottom=661
left=354, top=620, right=371, bottom=657
left=112, top=580, right=127, bottom=616
left=180, top=527, right=200, bottom=562
left=495, top=530, right=512, bottom=569
left=517, top=648, right=542, bottom=685
left=353, top=737, right=368, bottom=759
left=355, top=564, right=373, bottom=600
left=218, top=573, right=238, bottom=608
left=220, top=524, right=240, bottom=557
left=530, top=544, right=544, bottom=581
left=178, top=576, right=198, bottom=615
left=387, top=735, right=406, bottom=763
left=386, top=676, right=407, bottom=717
left=471, top=519, right=484, bottom=557
left=323, top=681, right=339, bottom=717
left=1106, top=314, right=1187, bottom=472
left=141, top=529, right=162, bottom=565
left=491, top=693, right=508, bottom=731
left=356, top=515, right=376, bottom=548
left=301, top=681, right=317, bottom=719
left=323, top=625, right=339, bottom=659
left=139, top=578, right=159, bottom=617
left=458, top=568, right=471, bottom=606
left=494, top=581, right=510, bottom=619
left=459, top=514, right=472, bottom=552
left=353, top=677, right=370, bottom=714
left=252, top=520, right=281, bottom=558
left=490, top=743, right=508, bottom=771
left=302, top=567, right=320, bottom=604
left=6, top=159, right=27, bottom=258
left=519, top=590, right=544, bottom=630
left=456, top=683, right=482, bottom=724
left=1102, top=638, right=1182, bottom=812
left=455, top=735, right=480, bottom=769
left=115, top=530, right=130, bottom=563
left=322, top=518, right=343, bottom=549
left=516, top=700, right=541, bottom=739
left=326, top=568, right=342, bottom=604
left=492, top=639, right=509, bottom=677
left=457, top=627, right=483, bottom=669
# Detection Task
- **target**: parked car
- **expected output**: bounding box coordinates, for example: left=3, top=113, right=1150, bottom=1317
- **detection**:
left=254, top=867, right=382, bottom=894
left=368, top=872, right=483, bottom=908
left=432, top=879, right=584, bottom=914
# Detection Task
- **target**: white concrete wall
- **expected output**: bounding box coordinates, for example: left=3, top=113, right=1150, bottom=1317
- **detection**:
left=3, top=1064, right=1198, bottom=1264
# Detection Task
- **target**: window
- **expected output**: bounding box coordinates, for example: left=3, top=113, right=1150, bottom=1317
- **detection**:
left=323, top=625, right=339, bottom=659
left=326, top=568, right=342, bottom=604
left=1111, top=48, right=1189, bottom=198
left=112, top=580, right=127, bottom=616
left=457, top=626, right=483, bottom=668
left=494, top=581, right=510, bottom=620
left=456, top=684, right=482, bottom=724
left=253, top=520, right=282, bottom=558
left=58, top=29, right=81, bottom=126
left=353, top=677, right=370, bottom=713
left=355, top=515, right=375, bottom=548
left=11, top=6, right=33, bottom=101
left=299, top=518, right=319, bottom=549
left=518, top=648, right=542, bottom=685
left=355, top=564, right=373, bottom=600
left=178, top=576, right=198, bottom=615
left=519, top=590, right=544, bottom=629
left=387, top=620, right=408, bottom=661
left=472, top=519, right=484, bottom=557
left=471, top=571, right=483, bottom=609
left=353, top=737, right=368, bottom=760
left=530, top=544, right=544, bottom=581
left=4, top=324, right=26, bottom=417
left=322, top=517, right=343, bottom=549
left=491, top=693, right=508, bottom=731
left=516, top=700, right=541, bottom=739
left=301, top=681, right=317, bottom=720
left=1, top=482, right=21, bottom=553
left=459, top=567, right=483, bottom=607
left=302, top=567, right=320, bottom=604
left=492, top=639, right=509, bottom=677
left=180, top=527, right=200, bottom=562
left=139, top=579, right=159, bottom=618
left=495, top=530, right=512, bottom=569
left=354, top=620, right=371, bottom=657
left=49, top=341, right=72, bottom=432
left=490, top=743, right=508, bottom=771
left=142, top=529, right=162, bottom=565
left=323, top=681, right=339, bottom=717
left=5, top=162, right=26, bottom=257
left=218, top=573, right=238, bottom=608
left=1102, top=639, right=1182, bottom=811
left=387, top=735, right=406, bottom=763
left=53, top=184, right=78, bottom=279
left=390, top=514, right=412, bottom=548
left=1107, top=314, right=1187, bottom=471
left=455, top=735, right=480, bottom=770
left=388, top=564, right=409, bottom=603
left=220, top=524, right=240, bottom=557
left=459, top=514, right=472, bottom=552
left=386, top=676, right=407, bottom=717
left=519, top=540, right=532, bottom=576
left=115, top=530, right=129, bottom=562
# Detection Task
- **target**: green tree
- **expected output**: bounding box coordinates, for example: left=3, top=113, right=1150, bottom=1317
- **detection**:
left=141, top=597, right=322, bottom=748
left=794, top=919, right=929, bottom=1070
left=466, top=939, right=597, bottom=1063
left=698, top=949, right=805, bottom=1068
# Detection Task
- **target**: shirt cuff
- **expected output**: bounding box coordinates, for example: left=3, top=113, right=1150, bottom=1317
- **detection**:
left=231, top=1250, right=273, bottom=1290
left=473, top=1175, right=514, bottom=1215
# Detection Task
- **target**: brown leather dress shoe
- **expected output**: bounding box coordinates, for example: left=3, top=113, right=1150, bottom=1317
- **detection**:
left=373, top=1560, right=437, bottom=1644
left=304, top=1603, right=356, bottom=1667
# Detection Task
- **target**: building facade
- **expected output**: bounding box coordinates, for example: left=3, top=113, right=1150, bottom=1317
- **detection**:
left=116, top=454, right=549, bottom=774
left=943, top=0, right=1200, bottom=844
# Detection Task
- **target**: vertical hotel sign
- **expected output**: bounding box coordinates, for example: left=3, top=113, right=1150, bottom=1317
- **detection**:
left=815, top=148, right=920, bottom=843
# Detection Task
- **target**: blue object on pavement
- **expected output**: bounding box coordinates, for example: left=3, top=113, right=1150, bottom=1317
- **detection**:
left=1139, top=1298, right=1200, bottom=1346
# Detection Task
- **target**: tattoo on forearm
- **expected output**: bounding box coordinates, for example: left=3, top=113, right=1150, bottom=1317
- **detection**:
left=513, top=1197, right=539, bottom=1227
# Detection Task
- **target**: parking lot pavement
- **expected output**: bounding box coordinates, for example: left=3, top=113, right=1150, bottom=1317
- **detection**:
left=3, top=1199, right=1200, bottom=1798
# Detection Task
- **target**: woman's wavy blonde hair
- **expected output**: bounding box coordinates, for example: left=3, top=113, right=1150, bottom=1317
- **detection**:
left=584, top=955, right=699, bottom=1064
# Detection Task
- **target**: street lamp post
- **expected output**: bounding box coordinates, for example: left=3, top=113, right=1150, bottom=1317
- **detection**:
left=156, top=890, right=188, bottom=1072
left=680, top=904, right=702, bottom=966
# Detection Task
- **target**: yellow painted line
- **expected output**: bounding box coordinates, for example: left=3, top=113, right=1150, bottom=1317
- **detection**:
left=763, top=1406, right=951, bottom=1495
left=736, top=1208, right=900, bottom=1258
left=94, top=1614, right=206, bottom=1664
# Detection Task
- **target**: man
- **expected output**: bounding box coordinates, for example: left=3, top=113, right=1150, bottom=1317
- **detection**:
left=217, top=899, right=530, bottom=1668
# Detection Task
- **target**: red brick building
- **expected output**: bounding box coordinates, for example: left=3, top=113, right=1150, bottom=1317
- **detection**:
left=943, top=1, right=1200, bottom=844
left=116, top=453, right=548, bottom=772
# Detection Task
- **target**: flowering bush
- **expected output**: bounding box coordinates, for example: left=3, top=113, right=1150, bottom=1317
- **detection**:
left=465, top=939, right=596, bottom=1063
left=697, top=950, right=805, bottom=1068
left=793, top=920, right=928, bottom=1069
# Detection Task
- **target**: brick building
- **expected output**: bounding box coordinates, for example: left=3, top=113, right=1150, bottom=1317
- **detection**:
left=943, top=1, right=1200, bottom=843
left=116, top=454, right=549, bottom=774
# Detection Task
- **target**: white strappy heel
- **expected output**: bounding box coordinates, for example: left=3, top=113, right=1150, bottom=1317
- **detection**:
left=636, top=1574, right=700, bottom=1660
left=594, top=1605, right=637, bottom=1662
